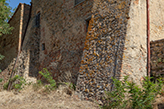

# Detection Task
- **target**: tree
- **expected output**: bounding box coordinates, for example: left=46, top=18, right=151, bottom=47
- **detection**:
left=0, top=0, right=13, bottom=36
left=0, top=0, right=13, bottom=77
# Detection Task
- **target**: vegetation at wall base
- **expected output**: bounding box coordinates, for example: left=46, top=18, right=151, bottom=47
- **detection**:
left=38, top=68, right=57, bottom=91
left=34, top=68, right=76, bottom=93
left=102, top=76, right=164, bottom=109
left=63, top=82, right=76, bottom=91
left=0, top=55, right=4, bottom=83
left=3, top=75, right=26, bottom=91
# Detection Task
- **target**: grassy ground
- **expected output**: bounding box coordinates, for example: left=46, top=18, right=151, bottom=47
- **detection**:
left=0, top=85, right=99, bottom=109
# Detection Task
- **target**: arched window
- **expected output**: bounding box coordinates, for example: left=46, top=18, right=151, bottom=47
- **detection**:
left=35, top=12, right=40, bottom=27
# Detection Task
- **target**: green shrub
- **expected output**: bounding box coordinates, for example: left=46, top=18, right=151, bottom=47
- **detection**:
left=0, top=70, right=2, bottom=83
left=39, top=68, right=57, bottom=91
left=3, top=75, right=26, bottom=91
left=0, top=54, right=4, bottom=83
left=0, top=54, right=4, bottom=60
left=102, top=76, right=163, bottom=109
left=63, top=82, right=76, bottom=90
left=0, top=78, right=3, bottom=82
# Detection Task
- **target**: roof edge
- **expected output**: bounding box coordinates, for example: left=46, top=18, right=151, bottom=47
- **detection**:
left=8, top=3, right=31, bottom=23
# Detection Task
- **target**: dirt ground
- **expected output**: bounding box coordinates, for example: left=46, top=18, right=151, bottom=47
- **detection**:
left=1, top=84, right=164, bottom=109
left=0, top=85, right=99, bottom=109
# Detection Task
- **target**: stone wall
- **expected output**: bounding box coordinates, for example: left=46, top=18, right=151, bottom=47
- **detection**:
left=16, top=0, right=148, bottom=101
left=150, top=0, right=164, bottom=41
left=121, top=0, right=147, bottom=84
left=76, top=0, right=147, bottom=101
left=0, top=4, right=31, bottom=88
left=0, top=3, right=30, bottom=71
left=2, top=0, right=164, bottom=101
left=0, top=4, right=21, bottom=71
left=20, top=0, right=93, bottom=84
left=150, top=39, right=164, bottom=76
left=149, top=0, right=164, bottom=77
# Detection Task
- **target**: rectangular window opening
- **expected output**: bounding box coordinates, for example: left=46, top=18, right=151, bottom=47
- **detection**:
left=42, top=43, right=45, bottom=51
left=36, top=13, right=40, bottom=27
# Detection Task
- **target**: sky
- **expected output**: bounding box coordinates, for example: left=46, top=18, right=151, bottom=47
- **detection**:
left=7, top=0, right=31, bottom=12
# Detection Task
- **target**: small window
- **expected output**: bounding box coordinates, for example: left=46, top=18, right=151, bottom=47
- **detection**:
left=42, top=43, right=45, bottom=51
left=75, top=0, right=85, bottom=5
left=53, top=43, right=55, bottom=47
left=36, top=12, right=40, bottom=27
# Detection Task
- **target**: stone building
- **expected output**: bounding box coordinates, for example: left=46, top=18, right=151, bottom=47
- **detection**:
left=0, top=0, right=164, bottom=100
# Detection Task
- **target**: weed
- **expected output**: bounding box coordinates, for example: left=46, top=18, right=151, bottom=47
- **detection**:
left=102, top=76, right=163, bottom=109
left=63, top=82, right=76, bottom=90
left=0, top=70, right=2, bottom=82
left=3, top=75, right=26, bottom=91
left=0, top=78, right=3, bottom=82
left=0, top=55, right=4, bottom=60
left=0, top=55, right=3, bottom=83
left=39, top=68, right=57, bottom=91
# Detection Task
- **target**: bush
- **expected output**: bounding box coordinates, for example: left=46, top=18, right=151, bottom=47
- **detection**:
left=0, top=54, right=4, bottom=83
left=0, top=78, right=3, bottom=82
left=3, top=75, right=26, bottom=91
left=0, top=70, right=2, bottom=83
left=63, top=82, right=76, bottom=90
left=39, top=68, right=57, bottom=91
left=102, top=76, right=163, bottom=109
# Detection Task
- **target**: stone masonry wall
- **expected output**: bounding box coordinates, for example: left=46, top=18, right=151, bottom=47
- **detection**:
left=149, top=0, right=164, bottom=77
left=0, top=5, right=21, bottom=71
left=0, top=3, right=30, bottom=71
left=20, top=0, right=93, bottom=84
left=150, top=0, right=164, bottom=41
left=121, top=0, right=147, bottom=84
left=76, top=0, right=147, bottom=101
left=150, top=39, right=164, bottom=76
left=0, top=4, right=31, bottom=88
left=3, top=0, right=164, bottom=101
left=1, top=1, right=164, bottom=101
left=16, top=0, right=148, bottom=100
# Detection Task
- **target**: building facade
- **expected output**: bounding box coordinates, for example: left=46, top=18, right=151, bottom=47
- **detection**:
left=0, top=0, right=164, bottom=100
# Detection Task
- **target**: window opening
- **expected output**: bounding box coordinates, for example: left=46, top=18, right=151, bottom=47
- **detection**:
left=42, top=43, right=45, bottom=51
left=53, top=43, right=56, bottom=47
left=36, top=12, right=40, bottom=27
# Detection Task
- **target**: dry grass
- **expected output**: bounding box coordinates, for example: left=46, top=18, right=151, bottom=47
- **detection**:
left=0, top=84, right=99, bottom=109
